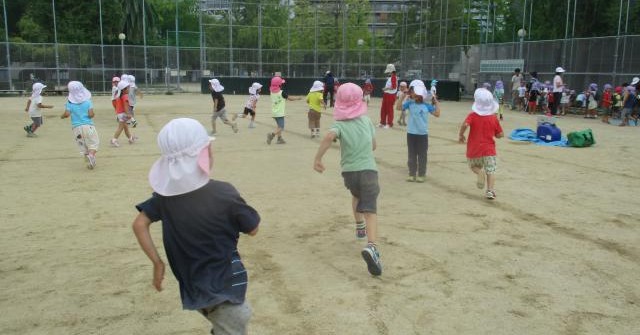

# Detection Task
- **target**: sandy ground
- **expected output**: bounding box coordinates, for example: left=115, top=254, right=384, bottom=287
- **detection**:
left=1, top=91, right=639, bottom=335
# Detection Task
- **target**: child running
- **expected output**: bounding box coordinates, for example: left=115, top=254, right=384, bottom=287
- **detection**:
left=23, top=82, right=53, bottom=137
left=458, top=88, right=504, bottom=200
left=132, top=118, right=260, bottom=335
left=313, top=82, right=383, bottom=276
left=494, top=80, right=505, bottom=120
left=110, top=76, right=120, bottom=112
left=209, top=79, right=238, bottom=135
left=403, top=84, right=441, bottom=183
left=233, top=82, right=262, bottom=128
left=267, top=75, right=298, bottom=144
left=110, top=81, right=136, bottom=147
left=60, top=81, right=99, bottom=169
left=306, top=80, right=326, bottom=138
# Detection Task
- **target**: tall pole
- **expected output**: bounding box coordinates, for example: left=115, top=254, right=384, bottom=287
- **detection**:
left=52, top=0, right=61, bottom=87
left=143, top=0, right=148, bottom=86
left=314, top=5, right=318, bottom=77
left=228, top=7, right=233, bottom=76
left=2, top=0, right=12, bottom=90
left=119, top=33, right=125, bottom=73
left=620, top=0, right=630, bottom=75
left=258, top=4, right=262, bottom=76
left=612, top=0, right=624, bottom=83
left=569, top=0, right=576, bottom=70
left=341, top=3, right=347, bottom=79
left=561, top=0, right=569, bottom=67
left=98, top=0, right=105, bottom=92
left=175, top=0, right=180, bottom=89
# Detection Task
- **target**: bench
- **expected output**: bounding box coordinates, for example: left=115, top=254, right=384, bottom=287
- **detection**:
left=0, top=89, right=26, bottom=96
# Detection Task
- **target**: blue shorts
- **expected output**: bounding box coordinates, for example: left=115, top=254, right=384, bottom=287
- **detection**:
left=273, top=116, right=285, bottom=129
left=341, top=170, right=380, bottom=213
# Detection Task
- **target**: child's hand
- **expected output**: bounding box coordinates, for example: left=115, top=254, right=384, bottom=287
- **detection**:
left=153, top=261, right=165, bottom=292
left=313, top=160, right=325, bottom=173
left=458, top=134, right=466, bottom=143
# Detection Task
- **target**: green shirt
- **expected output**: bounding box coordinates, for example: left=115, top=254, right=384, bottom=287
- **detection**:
left=306, top=91, right=324, bottom=112
left=329, top=115, right=377, bottom=172
left=271, top=91, right=286, bottom=117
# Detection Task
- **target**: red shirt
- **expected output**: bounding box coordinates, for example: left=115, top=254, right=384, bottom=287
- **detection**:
left=115, top=94, right=129, bottom=114
left=601, top=90, right=612, bottom=108
left=464, top=112, right=503, bottom=158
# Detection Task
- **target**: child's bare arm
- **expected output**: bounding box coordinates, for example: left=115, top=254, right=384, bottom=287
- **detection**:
left=314, top=131, right=337, bottom=173
left=432, top=98, right=441, bottom=117
left=458, top=122, right=469, bottom=143
left=25, top=100, right=31, bottom=112
left=60, top=110, right=70, bottom=119
left=37, top=103, right=54, bottom=109
left=496, top=132, right=504, bottom=138
left=132, top=211, right=165, bottom=292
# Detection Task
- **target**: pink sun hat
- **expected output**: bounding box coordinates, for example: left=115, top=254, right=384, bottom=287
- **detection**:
left=270, top=76, right=285, bottom=93
left=149, top=118, right=214, bottom=196
left=333, top=83, right=367, bottom=121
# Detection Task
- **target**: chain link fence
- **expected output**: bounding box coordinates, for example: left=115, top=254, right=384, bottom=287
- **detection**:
left=1, top=35, right=638, bottom=96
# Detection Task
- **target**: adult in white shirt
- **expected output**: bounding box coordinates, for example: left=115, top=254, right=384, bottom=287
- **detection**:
left=510, top=68, right=523, bottom=110
left=552, top=67, right=565, bottom=115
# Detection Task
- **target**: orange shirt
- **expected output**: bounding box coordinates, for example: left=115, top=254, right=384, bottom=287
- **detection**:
left=115, top=95, right=129, bottom=114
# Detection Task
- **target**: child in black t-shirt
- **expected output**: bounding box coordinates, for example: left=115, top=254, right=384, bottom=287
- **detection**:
left=132, top=118, right=260, bottom=334
left=209, top=78, right=238, bottom=136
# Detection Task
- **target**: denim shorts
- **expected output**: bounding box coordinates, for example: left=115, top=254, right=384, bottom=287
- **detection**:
left=341, top=170, right=380, bottom=213
left=273, top=116, right=285, bottom=129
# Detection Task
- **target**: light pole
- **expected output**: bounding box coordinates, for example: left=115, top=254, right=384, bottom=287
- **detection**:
left=357, top=39, right=364, bottom=78
left=118, top=33, right=126, bottom=73
left=517, top=28, right=526, bottom=59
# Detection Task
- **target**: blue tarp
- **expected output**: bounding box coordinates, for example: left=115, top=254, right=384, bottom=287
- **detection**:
left=509, top=128, right=569, bottom=147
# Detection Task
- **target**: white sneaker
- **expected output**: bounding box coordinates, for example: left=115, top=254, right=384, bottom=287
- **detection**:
left=248, top=122, right=255, bottom=128
left=87, top=154, right=96, bottom=169
left=110, top=139, right=120, bottom=147
left=128, top=135, right=138, bottom=144
left=383, top=125, right=390, bottom=129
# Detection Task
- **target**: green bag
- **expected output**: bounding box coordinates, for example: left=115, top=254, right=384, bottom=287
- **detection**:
left=567, top=128, right=595, bottom=147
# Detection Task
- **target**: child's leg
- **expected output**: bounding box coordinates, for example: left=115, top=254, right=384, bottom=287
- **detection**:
left=417, top=135, right=428, bottom=177
left=407, top=134, right=417, bottom=178
left=113, top=122, right=125, bottom=139
left=200, top=301, right=252, bottom=335
left=486, top=173, right=496, bottom=191
left=210, top=113, right=218, bottom=134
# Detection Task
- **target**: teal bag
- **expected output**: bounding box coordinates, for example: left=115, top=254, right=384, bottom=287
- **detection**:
left=567, top=128, right=595, bottom=147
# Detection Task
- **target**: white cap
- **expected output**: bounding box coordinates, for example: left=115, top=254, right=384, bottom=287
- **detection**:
left=67, top=81, right=92, bottom=104
left=310, top=80, right=324, bottom=92
left=149, top=118, right=213, bottom=196
left=209, top=79, right=224, bottom=92
left=631, top=77, right=639, bottom=86
left=471, top=88, right=499, bottom=116
left=384, top=64, right=396, bottom=74
left=555, top=67, right=565, bottom=73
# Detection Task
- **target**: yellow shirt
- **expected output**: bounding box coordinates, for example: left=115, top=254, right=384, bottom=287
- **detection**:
left=306, top=91, right=324, bottom=112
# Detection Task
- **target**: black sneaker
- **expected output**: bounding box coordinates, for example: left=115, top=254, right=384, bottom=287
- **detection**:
left=266, top=133, right=274, bottom=145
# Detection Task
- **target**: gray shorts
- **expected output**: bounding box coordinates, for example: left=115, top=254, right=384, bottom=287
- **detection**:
left=341, top=170, right=380, bottom=213
left=213, top=108, right=229, bottom=122
left=199, top=301, right=252, bottom=335
left=31, top=116, right=43, bottom=126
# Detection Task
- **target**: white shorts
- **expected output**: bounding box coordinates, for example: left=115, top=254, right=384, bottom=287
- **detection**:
left=116, top=113, right=130, bottom=123
left=73, top=125, right=99, bottom=154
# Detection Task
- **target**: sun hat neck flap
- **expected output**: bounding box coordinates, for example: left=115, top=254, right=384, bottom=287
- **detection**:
left=149, top=118, right=212, bottom=197
left=471, top=88, right=499, bottom=116
left=333, top=83, right=367, bottom=121
left=310, top=80, right=324, bottom=92
left=67, top=81, right=92, bottom=104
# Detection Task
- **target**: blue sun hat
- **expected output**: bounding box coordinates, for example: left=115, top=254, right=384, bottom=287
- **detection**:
left=431, top=79, right=438, bottom=86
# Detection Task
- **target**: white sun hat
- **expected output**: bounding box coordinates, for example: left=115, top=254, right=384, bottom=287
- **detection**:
left=31, top=82, right=46, bottom=98
left=209, top=79, right=224, bottom=92
left=631, top=77, right=640, bottom=86
left=249, top=82, right=263, bottom=95
left=309, top=80, right=324, bottom=92
left=409, top=79, right=426, bottom=89
left=555, top=67, right=565, bottom=73
left=471, top=88, right=499, bottom=116
left=149, top=118, right=213, bottom=196
left=413, top=85, right=432, bottom=100
left=67, top=81, right=92, bottom=104
left=384, top=63, right=396, bottom=74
